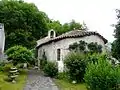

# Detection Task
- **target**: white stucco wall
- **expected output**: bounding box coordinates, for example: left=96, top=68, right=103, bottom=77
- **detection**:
left=38, top=35, right=106, bottom=72
left=0, top=24, right=5, bottom=54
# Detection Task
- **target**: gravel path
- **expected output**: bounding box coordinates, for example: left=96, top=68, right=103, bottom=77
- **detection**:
left=23, top=69, right=59, bottom=90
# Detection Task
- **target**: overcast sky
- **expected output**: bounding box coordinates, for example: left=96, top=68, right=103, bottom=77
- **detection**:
left=25, top=0, right=120, bottom=42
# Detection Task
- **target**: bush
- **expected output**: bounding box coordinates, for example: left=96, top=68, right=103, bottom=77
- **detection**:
left=86, top=53, right=107, bottom=64
left=43, top=61, right=58, bottom=77
left=6, top=45, right=33, bottom=65
left=64, top=52, right=87, bottom=83
left=84, top=59, right=120, bottom=90
left=57, top=72, right=69, bottom=80
left=0, top=62, right=5, bottom=71
left=40, top=59, right=47, bottom=69
left=2, top=63, right=13, bottom=72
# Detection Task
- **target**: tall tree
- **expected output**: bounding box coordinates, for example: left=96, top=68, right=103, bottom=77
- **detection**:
left=112, top=9, right=120, bottom=59
left=47, top=20, right=63, bottom=35
left=0, top=0, right=49, bottom=49
left=48, top=19, right=85, bottom=36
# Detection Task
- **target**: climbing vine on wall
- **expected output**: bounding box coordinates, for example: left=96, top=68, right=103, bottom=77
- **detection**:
left=88, top=42, right=102, bottom=53
left=69, top=40, right=102, bottom=54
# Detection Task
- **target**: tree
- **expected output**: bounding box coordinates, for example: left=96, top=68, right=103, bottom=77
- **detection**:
left=6, top=45, right=33, bottom=65
left=0, top=0, right=49, bottom=49
left=47, top=20, right=63, bottom=35
left=68, top=20, right=83, bottom=30
left=47, top=19, right=85, bottom=36
left=112, top=9, right=120, bottom=59
left=0, top=0, right=88, bottom=49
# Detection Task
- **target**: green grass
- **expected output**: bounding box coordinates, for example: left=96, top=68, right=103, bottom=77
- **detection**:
left=55, top=79, right=87, bottom=90
left=0, top=72, right=27, bottom=90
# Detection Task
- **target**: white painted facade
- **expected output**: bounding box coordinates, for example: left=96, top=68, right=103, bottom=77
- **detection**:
left=0, top=23, right=5, bottom=57
left=37, top=30, right=106, bottom=72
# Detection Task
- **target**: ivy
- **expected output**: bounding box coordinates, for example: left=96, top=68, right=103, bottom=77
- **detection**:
left=69, top=40, right=102, bottom=54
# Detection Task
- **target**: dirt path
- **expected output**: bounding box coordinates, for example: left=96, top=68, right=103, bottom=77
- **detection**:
left=23, top=69, right=59, bottom=90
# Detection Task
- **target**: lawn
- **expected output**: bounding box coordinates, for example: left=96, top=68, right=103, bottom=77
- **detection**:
left=55, top=79, right=87, bottom=90
left=0, top=72, right=27, bottom=90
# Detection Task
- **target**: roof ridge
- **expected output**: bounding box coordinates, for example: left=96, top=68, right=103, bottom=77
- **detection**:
left=36, top=30, right=107, bottom=48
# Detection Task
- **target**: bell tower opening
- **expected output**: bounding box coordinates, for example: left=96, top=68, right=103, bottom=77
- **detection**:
left=48, top=29, right=56, bottom=38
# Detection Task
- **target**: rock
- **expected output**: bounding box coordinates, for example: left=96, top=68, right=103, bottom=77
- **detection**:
left=72, top=80, right=77, bottom=84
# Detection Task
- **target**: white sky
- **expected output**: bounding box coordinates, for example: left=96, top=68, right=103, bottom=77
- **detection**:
left=25, top=0, right=120, bottom=42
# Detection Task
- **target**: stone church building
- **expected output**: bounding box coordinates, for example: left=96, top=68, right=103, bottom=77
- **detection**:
left=36, top=29, right=107, bottom=72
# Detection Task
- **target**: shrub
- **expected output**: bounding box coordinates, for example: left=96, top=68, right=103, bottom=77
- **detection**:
left=40, top=59, right=47, bottom=69
left=84, top=59, right=120, bottom=90
left=0, top=62, right=5, bottom=71
left=57, top=72, right=69, bottom=80
left=2, top=63, right=13, bottom=72
left=86, top=53, right=107, bottom=64
left=64, top=52, right=87, bottom=83
left=6, top=45, right=33, bottom=65
left=43, top=61, right=58, bottom=77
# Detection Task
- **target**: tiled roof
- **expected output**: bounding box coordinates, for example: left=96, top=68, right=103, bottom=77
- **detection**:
left=36, top=30, right=108, bottom=48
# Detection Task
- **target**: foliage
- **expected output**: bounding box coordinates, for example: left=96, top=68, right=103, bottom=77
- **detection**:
left=47, top=20, right=62, bottom=36
left=78, top=41, right=87, bottom=51
left=69, top=40, right=102, bottom=54
left=86, top=53, right=107, bottom=64
left=69, top=41, right=87, bottom=52
left=111, top=40, right=120, bottom=59
left=0, top=62, right=5, bottom=71
left=64, top=52, right=87, bottom=83
left=88, top=42, right=102, bottom=53
left=0, top=62, right=13, bottom=72
left=0, top=0, right=48, bottom=49
left=112, top=9, right=120, bottom=59
left=2, top=63, right=13, bottom=72
left=43, top=61, right=58, bottom=77
left=84, top=59, right=120, bottom=90
left=40, top=50, right=47, bottom=69
left=40, top=59, right=47, bottom=69
left=57, top=72, right=69, bottom=80
left=6, top=45, right=33, bottom=65
left=47, top=19, right=85, bottom=36
left=0, top=0, right=89, bottom=50
left=69, top=42, right=79, bottom=51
